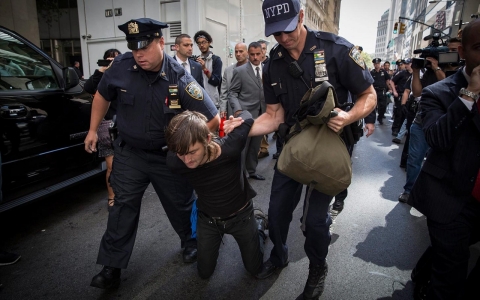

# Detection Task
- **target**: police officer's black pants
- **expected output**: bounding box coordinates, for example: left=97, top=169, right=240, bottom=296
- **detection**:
left=196, top=201, right=264, bottom=279
left=97, top=142, right=195, bottom=269
left=267, top=167, right=332, bottom=268
left=392, top=97, right=404, bottom=133
left=376, top=91, right=387, bottom=120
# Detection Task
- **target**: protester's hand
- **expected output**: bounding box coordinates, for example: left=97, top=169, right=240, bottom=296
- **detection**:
left=84, top=131, right=98, bottom=153
left=220, top=111, right=226, bottom=119
left=327, top=108, right=350, bottom=132
left=223, top=115, right=244, bottom=134
left=364, top=123, right=375, bottom=137
left=393, top=91, right=398, bottom=98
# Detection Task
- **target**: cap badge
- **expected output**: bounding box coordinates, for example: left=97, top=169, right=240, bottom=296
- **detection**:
left=128, top=22, right=139, bottom=34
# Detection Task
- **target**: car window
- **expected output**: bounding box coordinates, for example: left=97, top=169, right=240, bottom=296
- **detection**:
left=0, top=31, right=59, bottom=91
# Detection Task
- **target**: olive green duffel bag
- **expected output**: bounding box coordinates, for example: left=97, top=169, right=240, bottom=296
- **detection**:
left=277, top=81, right=352, bottom=197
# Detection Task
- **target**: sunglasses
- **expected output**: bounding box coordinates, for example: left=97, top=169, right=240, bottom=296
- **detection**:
left=273, top=19, right=299, bottom=37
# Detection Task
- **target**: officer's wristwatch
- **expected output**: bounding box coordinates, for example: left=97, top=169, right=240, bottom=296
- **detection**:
left=435, top=67, right=441, bottom=72
left=459, top=88, right=479, bottom=102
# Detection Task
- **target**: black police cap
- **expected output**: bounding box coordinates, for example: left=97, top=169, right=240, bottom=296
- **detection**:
left=118, top=18, right=168, bottom=50
left=372, top=58, right=381, bottom=64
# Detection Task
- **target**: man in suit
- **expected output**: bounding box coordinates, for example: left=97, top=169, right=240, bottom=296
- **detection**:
left=220, top=42, right=248, bottom=117
left=409, top=19, right=480, bottom=299
left=229, top=41, right=265, bottom=180
left=174, top=34, right=204, bottom=88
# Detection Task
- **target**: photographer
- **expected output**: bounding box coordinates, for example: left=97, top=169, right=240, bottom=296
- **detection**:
left=84, top=48, right=121, bottom=209
left=398, top=55, right=444, bottom=203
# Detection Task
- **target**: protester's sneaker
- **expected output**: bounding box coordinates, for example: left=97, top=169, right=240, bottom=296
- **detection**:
left=303, top=262, right=328, bottom=299
left=0, top=251, right=21, bottom=266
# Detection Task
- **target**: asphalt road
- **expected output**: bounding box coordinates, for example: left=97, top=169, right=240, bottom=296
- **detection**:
left=1, top=109, right=478, bottom=299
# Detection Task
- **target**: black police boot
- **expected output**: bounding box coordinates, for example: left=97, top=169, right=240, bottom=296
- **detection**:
left=183, top=244, right=197, bottom=263
left=90, top=266, right=121, bottom=289
left=303, top=262, right=328, bottom=300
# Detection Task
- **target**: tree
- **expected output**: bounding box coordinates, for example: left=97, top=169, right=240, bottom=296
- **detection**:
left=362, top=52, right=373, bottom=70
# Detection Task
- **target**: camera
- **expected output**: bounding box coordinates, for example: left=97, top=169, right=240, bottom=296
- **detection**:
left=411, top=32, right=458, bottom=68
left=190, top=55, right=200, bottom=61
left=97, top=59, right=111, bottom=67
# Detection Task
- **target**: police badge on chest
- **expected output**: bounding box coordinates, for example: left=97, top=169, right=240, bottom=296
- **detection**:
left=168, top=84, right=181, bottom=109
left=314, top=50, right=328, bottom=82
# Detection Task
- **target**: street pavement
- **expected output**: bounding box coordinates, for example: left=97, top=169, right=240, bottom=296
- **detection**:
left=1, top=108, right=479, bottom=299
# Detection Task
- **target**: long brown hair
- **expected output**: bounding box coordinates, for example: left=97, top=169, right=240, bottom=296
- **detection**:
left=166, top=111, right=217, bottom=158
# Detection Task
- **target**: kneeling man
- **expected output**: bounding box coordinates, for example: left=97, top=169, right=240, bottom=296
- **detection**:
left=166, top=110, right=267, bottom=279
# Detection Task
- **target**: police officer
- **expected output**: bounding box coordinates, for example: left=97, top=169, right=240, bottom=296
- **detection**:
left=224, top=1, right=376, bottom=298
left=391, top=59, right=412, bottom=135
left=371, top=58, right=397, bottom=124
left=84, top=18, right=220, bottom=289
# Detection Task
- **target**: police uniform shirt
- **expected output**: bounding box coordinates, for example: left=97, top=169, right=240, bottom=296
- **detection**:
left=264, top=26, right=374, bottom=127
left=392, top=70, right=411, bottom=95
left=370, top=68, right=390, bottom=90
left=97, top=52, right=218, bottom=150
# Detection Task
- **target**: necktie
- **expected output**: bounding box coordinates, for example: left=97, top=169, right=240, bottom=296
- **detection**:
left=256, top=66, right=261, bottom=84
left=182, top=62, right=187, bottom=69
left=472, top=101, right=480, bottom=202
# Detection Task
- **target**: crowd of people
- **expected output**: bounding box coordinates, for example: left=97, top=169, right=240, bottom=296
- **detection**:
left=67, top=0, right=480, bottom=299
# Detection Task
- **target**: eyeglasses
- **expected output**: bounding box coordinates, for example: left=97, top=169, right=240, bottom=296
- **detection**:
left=196, top=41, right=209, bottom=46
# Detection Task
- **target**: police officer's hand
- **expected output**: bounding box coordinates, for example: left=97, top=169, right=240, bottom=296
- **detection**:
left=84, top=131, right=98, bottom=153
left=364, top=123, right=375, bottom=137
left=327, top=108, right=350, bottom=133
left=223, top=115, right=244, bottom=135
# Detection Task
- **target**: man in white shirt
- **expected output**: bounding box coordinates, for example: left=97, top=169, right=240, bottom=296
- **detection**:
left=174, top=34, right=204, bottom=87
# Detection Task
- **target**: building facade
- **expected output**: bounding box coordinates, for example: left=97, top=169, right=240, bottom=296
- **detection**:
left=375, top=9, right=389, bottom=62
left=376, top=0, right=480, bottom=65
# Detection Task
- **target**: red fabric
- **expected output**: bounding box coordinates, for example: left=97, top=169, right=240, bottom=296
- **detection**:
left=219, top=116, right=226, bottom=137
left=472, top=101, right=480, bottom=202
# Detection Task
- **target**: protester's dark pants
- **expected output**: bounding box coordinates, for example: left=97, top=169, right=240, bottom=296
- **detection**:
left=97, top=140, right=195, bottom=269
left=392, top=96, right=404, bottom=133
left=268, top=167, right=332, bottom=267
left=400, top=110, right=417, bottom=166
left=426, top=200, right=480, bottom=300
left=375, top=89, right=387, bottom=120
left=196, top=201, right=264, bottom=279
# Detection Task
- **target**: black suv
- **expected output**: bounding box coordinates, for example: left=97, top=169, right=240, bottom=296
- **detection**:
left=0, top=26, right=104, bottom=212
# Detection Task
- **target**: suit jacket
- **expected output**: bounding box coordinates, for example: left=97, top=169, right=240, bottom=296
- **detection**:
left=228, top=63, right=265, bottom=118
left=220, top=64, right=237, bottom=116
left=409, top=69, right=480, bottom=224
left=173, top=55, right=204, bottom=88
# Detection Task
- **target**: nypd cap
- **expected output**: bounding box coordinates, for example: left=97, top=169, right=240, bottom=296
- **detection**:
left=372, top=58, right=382, bottom=64
left=403, top=58, right=412, bottom=64
left=118, top=18, right=168, bottom=50
left=396, top=59, right=403, bottom=65
left=262, top=0, right=301, bottom=37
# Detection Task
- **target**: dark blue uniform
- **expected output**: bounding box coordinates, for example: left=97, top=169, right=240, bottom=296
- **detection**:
left=95, top=51, right=218, bottom=269
left=370, top=68, right=390, bottom=123
left=263, top=26, right=373, bottom=268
